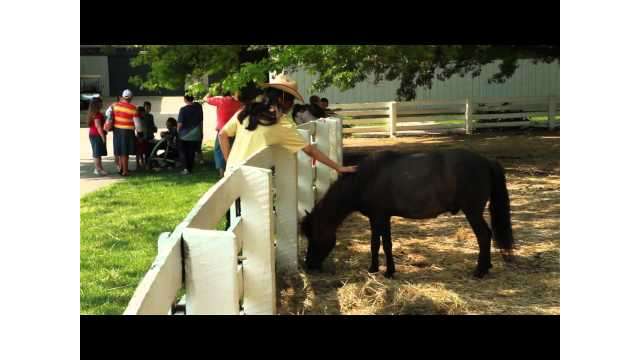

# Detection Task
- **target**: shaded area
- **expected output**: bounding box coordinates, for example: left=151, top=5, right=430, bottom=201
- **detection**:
left=279, top=130, right=560, bottom=315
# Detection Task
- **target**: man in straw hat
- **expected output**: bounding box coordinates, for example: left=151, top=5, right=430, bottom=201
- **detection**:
left=218, top=73, right=357, bottom=176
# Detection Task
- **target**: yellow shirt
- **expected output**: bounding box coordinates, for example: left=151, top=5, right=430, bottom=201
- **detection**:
left=221, top=112, right=308, bottom=171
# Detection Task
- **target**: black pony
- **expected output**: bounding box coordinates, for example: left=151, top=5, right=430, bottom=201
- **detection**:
left=301, top=149, right=515, bottom=278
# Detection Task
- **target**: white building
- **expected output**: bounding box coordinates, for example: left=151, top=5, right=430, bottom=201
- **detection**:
left=288, top=59, right=560, bottom=104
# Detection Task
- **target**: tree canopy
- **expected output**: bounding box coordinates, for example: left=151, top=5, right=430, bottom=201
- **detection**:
left=128, top=45, right=558, bottom=101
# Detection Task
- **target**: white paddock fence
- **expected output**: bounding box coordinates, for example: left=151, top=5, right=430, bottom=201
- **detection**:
left=334, top=96, right=560, bottom=137
left=124, top=118, right=342, bottom=315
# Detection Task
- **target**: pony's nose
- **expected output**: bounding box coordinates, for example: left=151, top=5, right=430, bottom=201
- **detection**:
left=304, top=259, right=321, bottom=272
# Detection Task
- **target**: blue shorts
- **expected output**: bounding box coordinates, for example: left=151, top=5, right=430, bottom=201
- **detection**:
left=89, top=135, right=107, bottom=158
left=214, top=135, right=234, bottom=170
left=113, top=128, right=136, bottom=156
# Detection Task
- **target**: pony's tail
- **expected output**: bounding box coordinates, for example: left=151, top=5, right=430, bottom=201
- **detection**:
left=489, top=160, right=515, bottom=251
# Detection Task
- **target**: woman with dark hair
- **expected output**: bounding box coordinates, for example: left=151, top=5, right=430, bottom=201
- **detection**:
left=219, top=74, right=357, bottom=175
left=87, top=97, right=108, bottom=176
left=177, top=94, right=203, bottom=175
left=294, top=97, right=327, bottom=125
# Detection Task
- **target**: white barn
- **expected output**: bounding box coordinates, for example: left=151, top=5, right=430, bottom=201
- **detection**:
left=288, top=59, right=560, bottom=104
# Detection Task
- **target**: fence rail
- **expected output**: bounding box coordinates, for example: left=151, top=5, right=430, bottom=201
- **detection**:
left=124, top=118, right=342, bottom=315
left=332, top=96, right=560, bottom=137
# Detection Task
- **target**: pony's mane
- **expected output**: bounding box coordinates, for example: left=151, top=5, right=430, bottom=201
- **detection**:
left=311, top=173, right=358, bottom=227
left=308, top=150, right=403, bottom=228
left=353, top=150, right=403, bottom=184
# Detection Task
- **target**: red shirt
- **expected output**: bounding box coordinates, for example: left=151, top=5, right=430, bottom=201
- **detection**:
left=88, top=112, right=105, bottom=137
left=206, top=96, right=243, bottom=130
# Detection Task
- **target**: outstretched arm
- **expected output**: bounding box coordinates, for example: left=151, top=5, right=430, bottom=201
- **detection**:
left=302, top=144, right=357, bottom=173
left=219, top=130, right=232, bottom=161
left=95, top=117, right=106, bottom=142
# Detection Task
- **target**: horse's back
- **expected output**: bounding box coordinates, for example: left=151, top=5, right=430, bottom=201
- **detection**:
left=356, top=149, right=494, bottom=219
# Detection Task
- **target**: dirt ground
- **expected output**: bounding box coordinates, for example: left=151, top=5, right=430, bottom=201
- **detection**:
left=278, top=129, right=560, bottom=315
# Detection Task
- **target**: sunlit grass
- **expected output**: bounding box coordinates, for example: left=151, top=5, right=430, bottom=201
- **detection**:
left=80, top=146, right=226, bottom=314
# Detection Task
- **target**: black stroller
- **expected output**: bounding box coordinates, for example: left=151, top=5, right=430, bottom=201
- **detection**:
left=146, top=128, right=181, bottom=170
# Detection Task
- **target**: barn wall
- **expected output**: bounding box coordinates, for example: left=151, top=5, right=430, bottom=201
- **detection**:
left=288, top=59, right=560, bottom=104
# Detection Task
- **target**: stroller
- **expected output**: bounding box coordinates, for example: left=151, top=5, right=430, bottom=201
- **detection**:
left=146, top=128, right=181, bottom=171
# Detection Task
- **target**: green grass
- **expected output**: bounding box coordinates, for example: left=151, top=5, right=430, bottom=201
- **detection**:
left=80, top=146, right=226, bottom=315
left=530, top=115, right=560, bottom=125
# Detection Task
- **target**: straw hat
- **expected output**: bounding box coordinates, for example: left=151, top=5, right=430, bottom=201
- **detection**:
left=259, top=73, right=304, bottom=102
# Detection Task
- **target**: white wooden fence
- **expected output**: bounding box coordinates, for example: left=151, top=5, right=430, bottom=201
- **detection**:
left=124, top=118, right=342, bottom=315
left=334, top=96, right=560, bottom=137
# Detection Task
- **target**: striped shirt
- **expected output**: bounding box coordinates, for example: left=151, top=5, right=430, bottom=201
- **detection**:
left=113, top=101, right=137, bottom=130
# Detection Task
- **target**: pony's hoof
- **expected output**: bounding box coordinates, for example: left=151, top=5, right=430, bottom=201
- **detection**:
left=384, top=271, right=395, bottom=279
left=501, top=249, right=515, bottom=263
left=305, top=264, right=323, bottom=274
left=473, top=268, right=489, bottom=278
left=502, top=254, right=515, bottom=263
left=368, top=266, right=379, bottom=274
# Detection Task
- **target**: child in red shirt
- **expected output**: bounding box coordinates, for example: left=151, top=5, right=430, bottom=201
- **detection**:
left=87, top=98, right=108, bottom=176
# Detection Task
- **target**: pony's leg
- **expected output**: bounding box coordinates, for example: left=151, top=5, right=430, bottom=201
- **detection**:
left=380, top=217, right=396, bottom=278
left=368, top=218, right=382, bottom=273
left=464, top=210, right=493, bottom=278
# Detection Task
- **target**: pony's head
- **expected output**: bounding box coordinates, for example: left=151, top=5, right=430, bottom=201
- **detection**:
left=300, top=173, right=360, bottom=273
left=301, top=209, right=336, bottom=272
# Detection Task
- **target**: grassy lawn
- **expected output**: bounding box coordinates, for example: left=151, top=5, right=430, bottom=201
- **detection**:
left=530, top=115, right=560, bottom=125
left=80, top=146, right=225, bottom=315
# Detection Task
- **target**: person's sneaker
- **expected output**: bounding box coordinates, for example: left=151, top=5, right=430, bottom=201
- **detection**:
left=94, top=169, right=103, bottom=176
left=98, top=169, right=108, bottom=176
left=181, top=169, right=190, bottom=175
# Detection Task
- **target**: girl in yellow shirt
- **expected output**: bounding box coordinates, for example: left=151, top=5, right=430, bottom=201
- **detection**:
left=219, top=77, right=357, bottom=176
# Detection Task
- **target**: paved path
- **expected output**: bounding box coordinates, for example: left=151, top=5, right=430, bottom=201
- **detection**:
left=80, top=128, right=130, bottom=198
left=80, top=123, right=216, bottom=198
left=80, top=101, right=219, bottom=199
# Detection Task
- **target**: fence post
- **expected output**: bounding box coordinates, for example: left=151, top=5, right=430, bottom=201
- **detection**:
left=183, top=229, right=240, bottom=315
left=236, top=166, right=276, bottom=315
left=314, top=119, right=332, bottom=201
left=548, top=96, right=557, bottom=130
left=465, top=98, right=474, bottom=135
left=272, top=147, right=299, bottom=274
left=327, top=118, right=341, bottom=182
left=296, top=129, right=313, bottom=264
left=335, top=117, right=343, bottom=166
left=389, top=101, right=397, bottom=138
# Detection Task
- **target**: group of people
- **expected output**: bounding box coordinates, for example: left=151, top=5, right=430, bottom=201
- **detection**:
left=292, top=95, right=335, bottom=125
left=86, top=74, right=356, bottom=180
left=86, top=90, right=205, bottom=176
